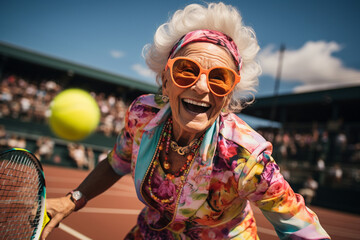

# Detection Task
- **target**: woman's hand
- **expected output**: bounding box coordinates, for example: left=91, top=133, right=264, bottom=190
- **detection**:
left=40, top=195, right=75, bottom=240
left=40, top=159, right=122, bottom=239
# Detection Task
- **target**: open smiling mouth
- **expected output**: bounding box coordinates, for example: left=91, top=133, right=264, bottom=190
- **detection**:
left=182, top=99, right=211, bottom=114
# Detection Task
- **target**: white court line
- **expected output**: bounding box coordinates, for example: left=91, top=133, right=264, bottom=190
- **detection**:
left=59, top=223, right=93, bottom=240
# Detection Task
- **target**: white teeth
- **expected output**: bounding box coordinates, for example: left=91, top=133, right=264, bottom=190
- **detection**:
left=183, top=99, right=210, bottom=107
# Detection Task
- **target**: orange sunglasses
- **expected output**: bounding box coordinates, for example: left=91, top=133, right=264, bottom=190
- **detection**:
left=165, top=57, right=241, bottom=97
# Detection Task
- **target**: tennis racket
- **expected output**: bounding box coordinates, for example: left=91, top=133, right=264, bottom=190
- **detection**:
left=0, top=148, right=50, bottom=240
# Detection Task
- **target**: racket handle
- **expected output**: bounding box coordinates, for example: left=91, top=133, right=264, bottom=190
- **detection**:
left=42, top=206, right=51, bottom=230
left=39, top=207, right=51, bottom=240
left=43, top=213, right=51, bottom=229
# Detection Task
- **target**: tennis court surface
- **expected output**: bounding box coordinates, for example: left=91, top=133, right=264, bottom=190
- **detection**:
left=44, top=165, right=360, bottom=240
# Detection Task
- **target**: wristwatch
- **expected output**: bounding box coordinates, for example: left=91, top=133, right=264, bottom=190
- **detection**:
left=68, top=190, right=87, bottom=211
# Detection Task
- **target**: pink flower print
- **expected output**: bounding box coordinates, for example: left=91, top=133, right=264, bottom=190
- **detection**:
left=154, top=179, right=176, bottom=200
left=262, top=162, right=276, bottom=184
left=264, top=177, right=286, bottom=199
left=151, top=170, right=163, bottom=186
left=218, top=139, right=237, bottom=160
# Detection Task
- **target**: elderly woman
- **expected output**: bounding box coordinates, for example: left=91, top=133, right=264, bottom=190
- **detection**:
left=43, top=2, right=330, bottom=239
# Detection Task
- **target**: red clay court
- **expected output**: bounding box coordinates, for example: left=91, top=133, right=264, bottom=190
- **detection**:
left=44, top=165, right=360, bottom=240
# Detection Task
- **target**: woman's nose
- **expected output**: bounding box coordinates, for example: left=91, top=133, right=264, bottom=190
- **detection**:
left=192, top=73, right=210, bottom=94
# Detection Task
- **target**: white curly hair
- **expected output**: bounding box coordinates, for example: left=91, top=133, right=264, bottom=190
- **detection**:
left=143, top=2, right=261, bottom=112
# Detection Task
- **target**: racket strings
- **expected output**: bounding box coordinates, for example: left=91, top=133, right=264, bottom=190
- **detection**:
left=0, top=152, right=44, bottom=239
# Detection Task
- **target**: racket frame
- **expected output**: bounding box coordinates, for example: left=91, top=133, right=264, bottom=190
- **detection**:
left=0, top=148, right=50, bottom=240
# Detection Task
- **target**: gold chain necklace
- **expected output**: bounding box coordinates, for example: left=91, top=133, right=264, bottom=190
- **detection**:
left=170, top=138, right=199, bottom=155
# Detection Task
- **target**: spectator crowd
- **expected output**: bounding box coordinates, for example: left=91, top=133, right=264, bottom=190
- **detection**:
left=257, top=128, right=360, bottom=190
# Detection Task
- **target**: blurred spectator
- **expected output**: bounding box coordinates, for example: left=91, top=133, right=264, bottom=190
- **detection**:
left=9, top=101, right=21, bottom=119
left=316, top=158, right=326, bottom=185
left=0, top=125, right=8, bottom=149
left=329, top=163, right=343, bottom=187
left=20, top=95, right=32, bottom=121
left=100, top=114, right=115, bottom=137
left=68, top=143, right=88, bottom=169
left=320, top=131, right=329, bottom=161
left=36, top=137, right=54, bottom=161
left=299, top=176, right=318, bottom=205
left=98, top=149, right=109, bottom=163
left=7, top=135, right=19, bottom=148
left=86, top=147, right=95, bottom=170
left=0, top=103, right=11, bottom=118
left=316, top=158, right=325, bottom=171
left=336, top=132, right=347, bottom=150
left=351, top=168, right=360, bottom=184
left=17, top=137, right=27, bottom=149
left=350, top=143, right=360, bottom=163
left=45, top=80, right=58, bottom=92
left=335, top=131, right=347, bottom=162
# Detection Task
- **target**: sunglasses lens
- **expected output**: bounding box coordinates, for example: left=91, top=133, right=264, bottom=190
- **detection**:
left=172, top=59, right=200, bottom=87
left=208, top=68, right=236, bottom=96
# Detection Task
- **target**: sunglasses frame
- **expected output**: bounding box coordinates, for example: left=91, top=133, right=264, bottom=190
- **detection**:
left=165, top=57, right=241, bottom=97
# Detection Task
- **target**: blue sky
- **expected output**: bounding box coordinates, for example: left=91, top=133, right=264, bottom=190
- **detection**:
left=1, top=0, right=360, bottom=97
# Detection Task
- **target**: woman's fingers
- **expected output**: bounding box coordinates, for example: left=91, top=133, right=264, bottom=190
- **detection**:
left=40, top=197, right=75, bottom=239
left=41, top=213, right=63, bottom=240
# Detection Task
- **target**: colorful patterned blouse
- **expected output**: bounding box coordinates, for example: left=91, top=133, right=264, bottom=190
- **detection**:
left=108, top=94, right=330, bottom=239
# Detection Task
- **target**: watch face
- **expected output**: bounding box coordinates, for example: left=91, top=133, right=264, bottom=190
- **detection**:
left=72, top=191, right=82, bottom=201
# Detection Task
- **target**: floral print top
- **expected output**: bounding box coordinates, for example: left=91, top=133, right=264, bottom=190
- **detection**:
left=108, top=94, right=330, bottom=239
left=143, top=159, right=181, bottom=223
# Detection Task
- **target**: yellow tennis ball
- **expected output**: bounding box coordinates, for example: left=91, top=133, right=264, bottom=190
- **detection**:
left=49, top=89, right=100, bottom=141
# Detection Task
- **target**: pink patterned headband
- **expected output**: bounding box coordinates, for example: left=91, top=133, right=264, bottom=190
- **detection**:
left=168, top=29, right=242, bottom=72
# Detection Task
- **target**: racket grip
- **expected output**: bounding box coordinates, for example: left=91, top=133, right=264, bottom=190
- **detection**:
left=42, top=208, right=51, bottom=229
left=39, top=208, right=51, bottom=240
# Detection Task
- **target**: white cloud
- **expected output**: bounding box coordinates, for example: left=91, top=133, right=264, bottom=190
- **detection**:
left=132, top=64, right=156, bottom=79
left=110, top=50, right=124, bottom=58
left=258, top=41, right=360, bottom=92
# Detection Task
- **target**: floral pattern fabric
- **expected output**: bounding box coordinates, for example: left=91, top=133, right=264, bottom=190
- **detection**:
left=108, top=94, right=330, bottom=239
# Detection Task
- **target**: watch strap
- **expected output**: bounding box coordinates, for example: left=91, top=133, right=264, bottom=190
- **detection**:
left=67, top=190, right=87, bottom=211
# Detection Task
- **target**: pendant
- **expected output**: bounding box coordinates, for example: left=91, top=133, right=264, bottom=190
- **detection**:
left=164, top=160, right=170, bottom=170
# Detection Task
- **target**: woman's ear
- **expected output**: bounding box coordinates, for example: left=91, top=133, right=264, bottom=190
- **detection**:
left=161, top=69, right=169, bottom=95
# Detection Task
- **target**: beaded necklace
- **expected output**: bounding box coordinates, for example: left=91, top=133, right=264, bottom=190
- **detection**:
left=147, top=116, right=204, bottom=204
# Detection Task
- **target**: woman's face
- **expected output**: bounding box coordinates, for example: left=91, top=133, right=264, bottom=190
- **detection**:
left=162, top=42, right=236, bottom=141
